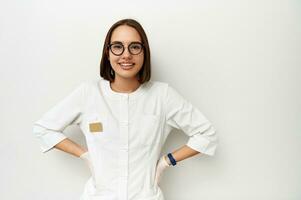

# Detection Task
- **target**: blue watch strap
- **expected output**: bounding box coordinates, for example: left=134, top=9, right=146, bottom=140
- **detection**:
left=167, top=153, right=177, bottom=166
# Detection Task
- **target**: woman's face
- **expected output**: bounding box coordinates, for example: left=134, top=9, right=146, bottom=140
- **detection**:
left=108, top=25, right=144, bottom=81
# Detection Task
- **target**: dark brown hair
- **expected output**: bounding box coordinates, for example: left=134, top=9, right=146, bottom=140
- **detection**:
left=100, top=18, right=151, bottom=84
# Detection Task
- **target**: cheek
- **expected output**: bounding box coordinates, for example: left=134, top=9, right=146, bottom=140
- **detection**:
left=137, top=54, right=144, bottom=65
left=108, top=55, right=119, bottom=65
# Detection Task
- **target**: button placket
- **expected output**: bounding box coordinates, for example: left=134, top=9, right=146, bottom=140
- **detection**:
left=118, top=94, right=129, bottom=200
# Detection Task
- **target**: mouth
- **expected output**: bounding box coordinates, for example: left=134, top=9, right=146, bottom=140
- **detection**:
left=119, top=63, right=135, bottom=70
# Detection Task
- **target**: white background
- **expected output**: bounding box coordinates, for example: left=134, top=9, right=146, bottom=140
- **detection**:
left=0, top=0, right=300, bottom=199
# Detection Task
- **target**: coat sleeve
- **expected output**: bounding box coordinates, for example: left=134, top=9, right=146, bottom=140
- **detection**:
left=32, top=82, right=88, bottom=153
left=163, top=84, right=218, bottom=156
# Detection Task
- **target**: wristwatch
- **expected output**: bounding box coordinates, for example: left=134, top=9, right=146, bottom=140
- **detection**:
left=167, top=153, right=177, bottom=166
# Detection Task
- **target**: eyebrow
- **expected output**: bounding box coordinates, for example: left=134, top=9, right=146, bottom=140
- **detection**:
left=110, top=41, right=142, bottom=44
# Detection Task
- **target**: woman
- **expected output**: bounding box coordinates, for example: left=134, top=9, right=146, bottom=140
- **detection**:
left=33, top=18, right=218, bottom=200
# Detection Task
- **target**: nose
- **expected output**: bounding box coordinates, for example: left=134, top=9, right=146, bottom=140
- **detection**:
left=121, top=47, right=132, bottom=58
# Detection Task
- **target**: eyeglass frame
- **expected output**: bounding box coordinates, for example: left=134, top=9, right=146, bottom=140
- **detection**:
left=107, top=41, right=145, bottom=56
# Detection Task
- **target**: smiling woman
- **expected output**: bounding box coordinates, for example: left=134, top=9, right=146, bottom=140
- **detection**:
left=33, top=18, right=218, bottom=200
left=108, top=25, right=144, bottom=82
left=100, top=19, right=152, bottom=89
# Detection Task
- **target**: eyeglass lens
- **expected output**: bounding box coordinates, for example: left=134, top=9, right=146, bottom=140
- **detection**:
left=110, top=42, right=143, bottom=55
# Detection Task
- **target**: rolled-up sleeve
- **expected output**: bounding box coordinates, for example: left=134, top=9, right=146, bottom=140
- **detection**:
left=33, top=82, right=87, bottom=153
left=163, top=84, right=218, bottom=156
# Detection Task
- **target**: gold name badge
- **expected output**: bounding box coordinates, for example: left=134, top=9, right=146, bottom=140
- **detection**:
left=89, top=122, right=103, bottom=133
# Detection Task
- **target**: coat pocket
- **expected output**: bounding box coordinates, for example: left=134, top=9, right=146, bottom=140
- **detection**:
left=133, top=113, right=162, bottom=146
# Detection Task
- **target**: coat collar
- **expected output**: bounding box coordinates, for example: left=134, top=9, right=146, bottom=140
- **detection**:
left=99, top=78, right=147, bottom=100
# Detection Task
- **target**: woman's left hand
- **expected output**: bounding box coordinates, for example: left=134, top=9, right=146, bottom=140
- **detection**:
left=154, top=155, right=170, bottom=185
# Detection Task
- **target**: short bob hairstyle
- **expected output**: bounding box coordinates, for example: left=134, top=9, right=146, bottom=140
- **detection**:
left=100, top=18, right=151, bottom=84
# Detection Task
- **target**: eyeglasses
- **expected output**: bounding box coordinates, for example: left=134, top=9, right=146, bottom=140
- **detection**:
left=107, top=42, right=144, bottom=56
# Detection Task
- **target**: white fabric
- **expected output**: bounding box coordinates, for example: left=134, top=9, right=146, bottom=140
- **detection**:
left=33, top=78, right=218, bottom=200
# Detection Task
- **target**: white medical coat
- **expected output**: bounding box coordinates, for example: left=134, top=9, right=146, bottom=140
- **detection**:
left=33, top=78, right=218, bottom=200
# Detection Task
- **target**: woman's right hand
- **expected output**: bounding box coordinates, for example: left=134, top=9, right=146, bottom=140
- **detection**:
left=80, top=151, right=95, bottom=178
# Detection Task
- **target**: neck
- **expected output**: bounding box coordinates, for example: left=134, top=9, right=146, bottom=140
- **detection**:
left=110, top=76, right=141, bottom=93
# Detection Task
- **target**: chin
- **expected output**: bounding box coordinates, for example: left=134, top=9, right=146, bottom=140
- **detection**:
left=115, top=72, right=139, bottom=79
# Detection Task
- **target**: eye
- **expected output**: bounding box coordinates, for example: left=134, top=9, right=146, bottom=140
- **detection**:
left=111, top=44, right=123, bottom=50
left=130, top=44, right=142, bottom=50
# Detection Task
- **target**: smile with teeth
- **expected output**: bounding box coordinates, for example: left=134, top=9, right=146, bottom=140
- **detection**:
left=119, top=63, right=135, bottom=69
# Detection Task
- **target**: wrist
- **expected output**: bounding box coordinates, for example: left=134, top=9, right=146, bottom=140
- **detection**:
left=164, top=155, right=171, bottom=166
left=167, top=153, right=177, bottom=166
left=79, top=151, right=88, bottom=158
